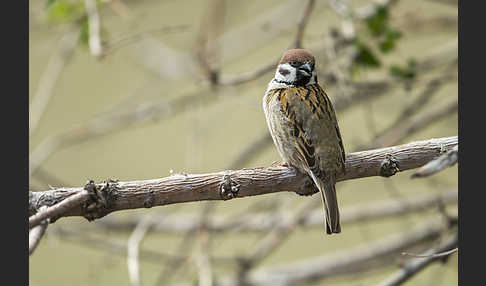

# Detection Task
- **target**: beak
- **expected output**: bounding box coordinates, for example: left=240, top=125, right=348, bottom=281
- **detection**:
left=299, top=62, right=313, bottom=76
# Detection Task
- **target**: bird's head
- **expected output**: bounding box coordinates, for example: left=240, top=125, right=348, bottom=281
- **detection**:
left=273, top=49, right=317, bottom=87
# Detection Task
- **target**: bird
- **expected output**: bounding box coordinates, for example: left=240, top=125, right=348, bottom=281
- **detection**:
left=262, top=49, right=345, bottom=234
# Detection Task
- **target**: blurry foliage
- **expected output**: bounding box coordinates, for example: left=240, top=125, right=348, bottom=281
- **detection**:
left=351, top=4, right=403, bottom=75
left=379, top=29, right=402, bottom=53
left=44, top=0, right=57, bottom=9
left=365, top=5, right=389, bottom=36
left=45, top=0, right=85, bottom=22
left=79, top=16, right=90, bottom=45
left=389, top=58, right=418, bottom=80
left=352, top=39, right=381, bottom=69
left=44, top=0, right=107, bottom=46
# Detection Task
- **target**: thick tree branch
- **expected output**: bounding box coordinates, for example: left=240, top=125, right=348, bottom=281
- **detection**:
left=29, top=136, right=457, bottom=224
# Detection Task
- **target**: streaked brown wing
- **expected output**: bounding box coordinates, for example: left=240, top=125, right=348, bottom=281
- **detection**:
left=313, top=84, right=346, bottom=171
left=278, top=85, right=345, bottom=176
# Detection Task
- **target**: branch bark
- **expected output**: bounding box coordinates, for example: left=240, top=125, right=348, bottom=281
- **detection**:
left=411, top=145, right=458, bottom=178
left=29, top=206, right=49, bottom=255
left=29, top=136, right=457, bottom=224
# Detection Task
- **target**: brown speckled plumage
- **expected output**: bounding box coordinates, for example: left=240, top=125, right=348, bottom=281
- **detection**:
left=263, top=49, right=345, bottom=234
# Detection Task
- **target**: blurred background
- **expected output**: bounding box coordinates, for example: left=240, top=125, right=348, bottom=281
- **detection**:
left=29, top=0, right=458, bottom=285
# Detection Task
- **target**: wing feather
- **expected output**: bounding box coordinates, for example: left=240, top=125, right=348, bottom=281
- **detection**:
left=277, top=85, right=345, bottom=176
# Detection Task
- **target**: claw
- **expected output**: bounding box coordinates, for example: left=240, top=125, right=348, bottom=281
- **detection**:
left=271, top=161, right=290, bottom=167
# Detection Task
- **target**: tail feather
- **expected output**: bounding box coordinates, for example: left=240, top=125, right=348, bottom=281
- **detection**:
left=308, top=172, right=341, bottom=234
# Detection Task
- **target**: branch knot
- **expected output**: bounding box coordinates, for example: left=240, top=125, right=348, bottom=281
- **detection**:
left=82, top=179, right=118, bottom=221
left=220, top=173, right=240, bottom=200
left=380, top=154, right=400, bottom=177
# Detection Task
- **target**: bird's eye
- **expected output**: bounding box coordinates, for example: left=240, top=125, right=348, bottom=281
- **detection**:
left=289, top=61, right=300, bottom=67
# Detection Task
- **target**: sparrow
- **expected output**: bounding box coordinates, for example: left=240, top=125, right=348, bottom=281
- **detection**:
left=263, top=49, right=345, bottom=234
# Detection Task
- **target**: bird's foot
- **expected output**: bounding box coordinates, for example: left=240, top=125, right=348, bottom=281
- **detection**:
left=271, top=161, right=290, bottom=167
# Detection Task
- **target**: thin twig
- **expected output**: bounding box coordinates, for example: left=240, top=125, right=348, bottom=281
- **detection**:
left=376, top=234, right=458, bottom=286
left=29, top=88, right=215, bottom=178
left=214, top=218, right=450, bottom=286
left=29, top=206, right=49, bottom=255
left=237, top=198, right=319, bottom=281
left=154, top=204, right=212, bottom=285
left=218, top=0, right=316, bottom=86
left=362, top=99, right=457, bottom=150
left=29, top=29, right=80, bottom=137
left=379, top=72, right=457, bottom=138
left=401, top=247, right=457, bottom=258
left=293, top=0, right=316, bottom=48
left=54, top=227, right=235, bottom=266
left=217, top=62, right=277, bottom=86
left=127, top=215, right=154, bottom=286
left=195, top=230, right=213, bottom=286
left=102, top=25, right=190, bottom=57
left=411, top=145, right=458, bottom=178
left=29, top=190, right=90, bottom=228
left=84, top=0, right=103, bottom=57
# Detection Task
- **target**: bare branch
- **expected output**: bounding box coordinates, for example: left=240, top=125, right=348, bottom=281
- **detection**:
left=218, top=0, right=316, bottom=86
left=29, top=88, right=213, bottom=178
left=411, top=145, right=458, bottom=178
left=54, top=227, right=234, bottom=266
left=29, top=137, right=457, bottom=223
left=401, top=247, right=457, bottom=258
left=217, top=62, right=277, bottom=86
left=94, top=188, right=457, bottom=234
left=376, top=234, right=457, bottom=286
left=376, top=72, right=457, bottom=139
left=239, top=199, right=319, bottom=274
left=29, top=190, right=90, bottom=228
left=195, top=231, right=213, bottom=286
left=362, top=99, right=457, bottom=150
left=293, top=0, right=316, bottom=48
left=101, top=25, right=190, bottom=58
left=29, top=207, right=49, bottom=255
left=127, top=215, right=154, bottom=286
left=216, top=218, right=450, bottom=286
left=29, top=29, right=80, bottom=137
left=84, top=0, right=103, bottom=57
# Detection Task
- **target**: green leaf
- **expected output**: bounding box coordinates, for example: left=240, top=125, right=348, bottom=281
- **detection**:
left=389, top=59, right=417, bottom=80
left=379, top=29, right=402, bottom=53
left=365, top=5, right=389, bottom=36
left=353, top=40, right=381, bottom=69
left=80, top=16, right=90, bottom=46
left=46, top=0, right=85, bottom=23
left=44, top=0, right=56, bottom=9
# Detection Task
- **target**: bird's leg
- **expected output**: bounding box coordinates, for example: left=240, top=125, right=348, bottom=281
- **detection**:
left=271, top=161, right=290, bottom=167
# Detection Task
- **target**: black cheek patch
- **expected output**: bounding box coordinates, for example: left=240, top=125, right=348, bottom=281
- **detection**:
left=278, top=67, right=290, bottom=76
